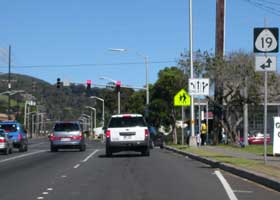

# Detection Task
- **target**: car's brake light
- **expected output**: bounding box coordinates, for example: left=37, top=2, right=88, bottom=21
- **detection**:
left=106, top=130, right=111, bottom=138
left=72, top=133, right=82, bottom=140
left=145, top=129, right=149, bottom=137
left=50, top=133, right=58, bottom=141
left=122, top=114, right=131, bottom=118
left=0, top=138, right=6, bottom=143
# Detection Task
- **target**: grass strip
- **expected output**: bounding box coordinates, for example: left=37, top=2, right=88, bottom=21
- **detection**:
left=170, top=145, right=280, bottom=180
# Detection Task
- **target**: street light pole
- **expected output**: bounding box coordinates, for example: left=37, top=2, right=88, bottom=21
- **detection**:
left=100, top=76, right=120, bottom=114
left=90, top=96, right=105, bottom=127
left=189, top=0, right=196, bottom=147
left=144, top=55, right=149, bottom=105
left=108, top=48, right=149, bottom=105
left=85, top=107, right=96, bottom=134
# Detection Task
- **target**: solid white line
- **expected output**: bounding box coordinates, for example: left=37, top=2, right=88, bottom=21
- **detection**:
left=82, top=149, right=99, bottom=162
left=0, top=150, right=47, bottom=164
left=73, top=164, right=80, bottom=169
left=215, top=170, right=238, bottom=200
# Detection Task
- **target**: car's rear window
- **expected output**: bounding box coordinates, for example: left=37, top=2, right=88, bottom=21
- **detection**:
left=0, top=124, right=17, bottom=132
left=108, top=117, right=146, bottom=128
left=54, top=123, right=80, bottom=131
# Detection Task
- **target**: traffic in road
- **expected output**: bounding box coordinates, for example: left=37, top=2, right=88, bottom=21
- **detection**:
left=0, top=138, right=279, bottom=200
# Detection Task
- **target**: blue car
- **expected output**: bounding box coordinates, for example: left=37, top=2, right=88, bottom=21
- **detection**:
left=0, top=121, right=28, bottom=152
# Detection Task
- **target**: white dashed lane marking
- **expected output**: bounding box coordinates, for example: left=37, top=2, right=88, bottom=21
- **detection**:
left=74, top=164, right=80, bottom=169
left=82, top=149, right=99, bottom=162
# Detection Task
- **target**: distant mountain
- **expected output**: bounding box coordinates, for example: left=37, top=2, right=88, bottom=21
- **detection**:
left=0, top=73, right=138, bottom=126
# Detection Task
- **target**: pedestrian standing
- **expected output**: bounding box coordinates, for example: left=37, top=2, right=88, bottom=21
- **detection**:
left=200, top=120, right=207, bottom=145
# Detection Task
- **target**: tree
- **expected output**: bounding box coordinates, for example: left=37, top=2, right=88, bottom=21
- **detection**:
left=149, top=67, right=188, bottom=144
left=178, top=51, right=265, bottom=144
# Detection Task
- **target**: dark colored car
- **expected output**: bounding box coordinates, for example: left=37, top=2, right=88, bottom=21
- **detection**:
left=0, top=121, right=28, bottom=152
left=49, top=121, right=86, bottom=152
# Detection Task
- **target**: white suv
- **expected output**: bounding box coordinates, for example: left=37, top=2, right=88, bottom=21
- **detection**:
left=105, top=114, right=150, bottom=156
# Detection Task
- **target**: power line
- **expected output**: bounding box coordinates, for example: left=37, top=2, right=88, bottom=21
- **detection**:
left=254, top=0, right=280, bottom=7
left=0, top=60, right=176, bottom=69
left=242, top=0, right=280, bottom=16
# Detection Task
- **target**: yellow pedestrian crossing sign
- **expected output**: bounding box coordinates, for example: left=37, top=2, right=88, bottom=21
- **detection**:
left=174, top=89, right=191, bottom=106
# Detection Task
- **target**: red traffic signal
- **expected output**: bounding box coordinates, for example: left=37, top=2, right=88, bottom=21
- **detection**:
left=87, top=80, right=91, bottom=90
left=116, top=80, right=121, bottom=92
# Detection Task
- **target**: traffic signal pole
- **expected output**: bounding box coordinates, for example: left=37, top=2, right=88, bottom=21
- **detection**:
left=8, top=45, right=11, bottom=120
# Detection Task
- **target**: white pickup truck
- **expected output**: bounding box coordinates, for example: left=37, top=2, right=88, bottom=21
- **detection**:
left=105, top=114, right=150, bottom=156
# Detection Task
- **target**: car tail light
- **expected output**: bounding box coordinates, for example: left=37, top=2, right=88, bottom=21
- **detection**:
left=18, top=134, right=22, bottom=141
left=72, top=132, right=82, bottom=140
left=145, top=129, right=149, bottom=137
left=50, top=133, right=58, bottom=141
left=0, top=138, right=6, bottom=143
left=122, top=114, right=131, bottom=118
left=106, top=130, right=111, bottom=138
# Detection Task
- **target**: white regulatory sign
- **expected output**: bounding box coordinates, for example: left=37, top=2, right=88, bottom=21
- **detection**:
left=255, top=56, right=277, bottom=72
left=273, top=117, right=280, bottom=155
left=188, top=78, right=210, bottom=96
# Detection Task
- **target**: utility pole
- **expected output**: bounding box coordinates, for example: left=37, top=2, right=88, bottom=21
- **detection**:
left=8, top=45, right=11, bottom=120
left=215, top=0, right=225, bottom=56
left=214, top=0, right=226, bottom=143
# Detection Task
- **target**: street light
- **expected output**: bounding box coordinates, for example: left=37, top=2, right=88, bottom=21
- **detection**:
left=24, top=100, right=36, bottom=127
left=85, top=107, right=96, bottom=136
left=109, top=48, right=149, bottom=105
left=100, top=76, right=121, bottom=114
left=90, top=96, right=105, bottom=127
left=81, top=114, right=91, bottom=133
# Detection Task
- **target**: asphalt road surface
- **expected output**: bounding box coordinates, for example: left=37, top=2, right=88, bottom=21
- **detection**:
left=0, top=138, right=279, bottom=200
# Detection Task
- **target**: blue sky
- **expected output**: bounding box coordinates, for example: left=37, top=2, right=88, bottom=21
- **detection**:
left=0, top=0, right=279, bottom=87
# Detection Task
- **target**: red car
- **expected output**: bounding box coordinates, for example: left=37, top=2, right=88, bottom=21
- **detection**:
left=248, top=132, right=270, bottom=145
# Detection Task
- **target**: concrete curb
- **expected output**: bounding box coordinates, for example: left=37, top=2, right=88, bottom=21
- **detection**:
left=165, top=145, right=280, bottom=192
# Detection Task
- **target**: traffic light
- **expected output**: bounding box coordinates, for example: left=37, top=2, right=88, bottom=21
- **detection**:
left=57, top=78, right=61, bottom=88
left=86, top=80, right=91, bottom=90
left=116, top=80, right=121, bottom=92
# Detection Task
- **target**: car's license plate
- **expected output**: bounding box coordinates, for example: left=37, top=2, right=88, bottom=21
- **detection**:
left=61, top=138, right=71, bottom=142
left=123, top=136, right=132, bottom=140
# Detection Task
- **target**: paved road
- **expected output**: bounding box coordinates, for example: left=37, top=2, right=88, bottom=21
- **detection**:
left=0, top=138, right=279, bottom=200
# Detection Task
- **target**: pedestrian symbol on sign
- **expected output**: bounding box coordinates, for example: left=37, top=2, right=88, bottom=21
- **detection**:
left=174, top=89, right=191, bottom=106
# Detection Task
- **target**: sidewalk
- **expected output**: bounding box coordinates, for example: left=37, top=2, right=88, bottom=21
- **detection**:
left=200, top=145, right=280, bottom=168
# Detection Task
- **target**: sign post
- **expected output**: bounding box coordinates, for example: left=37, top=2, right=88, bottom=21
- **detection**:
left=174, top=89, right=191, bottom=145
left=254, top=27, right=278, bottom=163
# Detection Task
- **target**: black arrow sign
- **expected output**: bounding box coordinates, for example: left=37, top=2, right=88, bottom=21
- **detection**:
left=260, top=58, right=272, bottom=69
